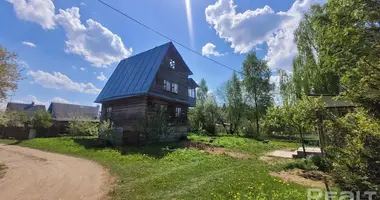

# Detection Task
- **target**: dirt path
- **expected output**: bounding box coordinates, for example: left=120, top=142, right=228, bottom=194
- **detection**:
left=0, top=144, right=111, bottom=200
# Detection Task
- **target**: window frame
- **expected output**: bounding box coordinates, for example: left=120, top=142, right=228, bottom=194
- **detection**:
left=188, top=88, right=195, bottom=98
left=164, top=80, right=171, bottom=91
left=169, top=59, right=175, bottom=69
left=172, top=83, right=178, bottom=94
left=175, top=107, right=182, bottom=117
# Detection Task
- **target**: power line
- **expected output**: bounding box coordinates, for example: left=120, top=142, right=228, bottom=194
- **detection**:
left=97, top=0, right=240, bottom=73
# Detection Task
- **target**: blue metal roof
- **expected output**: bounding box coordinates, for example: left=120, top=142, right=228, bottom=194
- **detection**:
left=95, top=42, right=171, bottom=103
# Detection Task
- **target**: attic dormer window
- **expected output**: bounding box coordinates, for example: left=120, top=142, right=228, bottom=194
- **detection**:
left=169, top=59, right=175, bottom=69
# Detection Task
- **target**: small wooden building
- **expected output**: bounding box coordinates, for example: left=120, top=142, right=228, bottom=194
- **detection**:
left=95, top=42, right=198, bottom=145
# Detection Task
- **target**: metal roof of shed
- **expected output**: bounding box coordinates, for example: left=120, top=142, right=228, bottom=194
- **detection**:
left=95, top=42, right=193, bottom=103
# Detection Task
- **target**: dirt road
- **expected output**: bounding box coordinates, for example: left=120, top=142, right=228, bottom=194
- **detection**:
left=0, top=144, right=111, bottom=200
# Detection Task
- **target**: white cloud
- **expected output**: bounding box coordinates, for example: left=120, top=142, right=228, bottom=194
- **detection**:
left=80, top=67, right=86, bottom=71
left=27, top=70, right=101, bottom=94
left=96, top=72, right=107, bottom=81
left=22, top=41, right=36, bottom=47
left=55, top=7, right=133, bottom=67
left=201, top=42, right=225, bottom=57
left=80, top=2, right=86, bottom=6
left=10, top=0, right=56, bottom=29
left=72, top=66, right=77, bottom=70
left=205, top=0, right=324, bottom=70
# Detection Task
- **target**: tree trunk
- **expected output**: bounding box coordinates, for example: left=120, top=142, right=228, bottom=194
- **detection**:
left=254, top=86, right=260, bottom=136
left=300, top=129, right=307, bottom=158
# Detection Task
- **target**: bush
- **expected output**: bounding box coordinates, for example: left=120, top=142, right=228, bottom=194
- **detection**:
left=31, top=110, right=53, bottom=129
left=240, top=119, right=260, bottom=139
left=325, top=109, right=380, bottom=192
left=310, top=155, right=331, bottom=172
left=284, top=158, right=318, bottom=171
left=67, top=117, right=98, bottom=136
left=98, top=120, right=119, bottom=146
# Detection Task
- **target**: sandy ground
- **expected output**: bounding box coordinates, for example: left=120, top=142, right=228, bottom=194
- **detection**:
left=0, top=144, right=111, bottom=200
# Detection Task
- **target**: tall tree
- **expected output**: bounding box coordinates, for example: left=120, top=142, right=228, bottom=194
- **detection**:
left=197, top=78, right=208, bottom=103
left=242, top=52, right=273, bottom=135
left=0, top=45, right=22, bottom=100
left=293, top=5, right=340, bottom=95
left=217, top=72, right=244, bottom=135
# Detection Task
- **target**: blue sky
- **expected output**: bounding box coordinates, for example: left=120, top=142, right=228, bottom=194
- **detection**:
left=0, top=0, right=323, bottom=109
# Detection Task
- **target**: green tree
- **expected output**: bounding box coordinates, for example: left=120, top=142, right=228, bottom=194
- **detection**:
left=67, top=117, right=98, bottom=136
left=6, top=111, right=28, bottom=127
left=293, top=4, right=340, bottom=95
left=0, top=45, right=23, bottom=100
left=243, top=52, right=273, bottom=136
left=263, top=95, right=325, bottom=157
left=325, top=109, right=380, bottom=192
left=31, top=110, right=53, bottom=129
left=217, top=72, right=244, bottom=135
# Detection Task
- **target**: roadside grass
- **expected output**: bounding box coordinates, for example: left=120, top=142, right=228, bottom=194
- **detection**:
left=188, top=135, right=298, bottom=155
left=0, top=137, right=307, bottom=200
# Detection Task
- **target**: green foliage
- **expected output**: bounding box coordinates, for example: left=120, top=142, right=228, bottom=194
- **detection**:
left=6, top=110, right=28, bottom=127
left=189, top=79, right=219, bottom=135
left=243, top=52, right=274, bottom=135
left=140, top=106, right=173, bottom=142
left=0, top=111, right=9, bottom=126
left=0, top=45, right=23, bottom=100
left=240, top=119, right=260, bottom=139
left=31, top=110, right=53, bottom=129
left=283, top=158, right=318, bottom=171
left=67, top=117, right=98, bottom=136
left=98, top=120, right=117, bottom=143
left=325, top=109, right=380, bottom=192
left=263, top=95, right=325, bottom=157
left=217, top=72, right=244, bottom=135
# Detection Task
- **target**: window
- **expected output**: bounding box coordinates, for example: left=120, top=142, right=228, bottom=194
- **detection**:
left=172, top=83, right=178, bottom=93
left=175, top=107, right=182, bottom=117
left=164, top=80, right=171, bottom=91
left=188, top=88, right=195, bottom=98
left=169, top=59, right=175, bottom=69
left=105, top=106, right=112, bottom=120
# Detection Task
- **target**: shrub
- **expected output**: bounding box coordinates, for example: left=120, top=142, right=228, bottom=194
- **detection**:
left=240, top=119, right=260, bottom=139
left=283, top=158, right=318, bottom=171
left=98, top=120, right=119, bottom=146
left=67, top=117, right=98, bottom=136
left=31, top=110, right=53, bottom=129
left=325, top=109, right=380, bottom=192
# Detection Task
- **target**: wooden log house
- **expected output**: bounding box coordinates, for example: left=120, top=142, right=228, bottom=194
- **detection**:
left=95, top=42, right=198, bottom=145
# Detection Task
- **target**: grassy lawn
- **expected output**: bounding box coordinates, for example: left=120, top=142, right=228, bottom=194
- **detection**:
left=188, top=135, right=298, bottom=155
left=0, top=137, right=307, bottom=200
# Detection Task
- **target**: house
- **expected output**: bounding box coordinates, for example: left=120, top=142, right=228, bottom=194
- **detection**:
left=95, top=42, right=198, bottom=145
left=1, top=102, right=46, bottom=139
left=47, top=102, right=100, bottom=135
left=6, top=102, right=46, bottom=118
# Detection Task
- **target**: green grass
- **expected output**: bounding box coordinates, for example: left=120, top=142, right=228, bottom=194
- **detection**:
left=188, top=135, right=298, bottom=155
left=1, top=137, right=307, bottom=200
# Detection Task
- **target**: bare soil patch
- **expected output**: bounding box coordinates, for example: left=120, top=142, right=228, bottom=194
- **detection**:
left=183, top=141, right=253, bottom=159
left=270, top=169, right=332, bottom=189
left=0, top=144, right=112, bottom=200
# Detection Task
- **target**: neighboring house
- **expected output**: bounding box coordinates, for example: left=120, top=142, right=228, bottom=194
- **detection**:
left=6, top=102, right=46, bottom=119
left=308, top=94, right=355, bottom=116
left=95, top=42, right=198, bottom=145
left=1, top=102, right=46, bottom=139
left=48, top=102, right=100, bottom=135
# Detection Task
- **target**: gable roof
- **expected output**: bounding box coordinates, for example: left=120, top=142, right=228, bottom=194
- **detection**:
left=188, top=78, right=199, bottom=88
left=48, top=102, right=99, bottom=121
left=6, top=102, right=46, bottom=117
left=95, top=42, right=193, bottom=103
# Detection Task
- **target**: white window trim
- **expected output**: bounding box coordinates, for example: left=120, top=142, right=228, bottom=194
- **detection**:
left=164, top=80, right=171, bottom=91
left=172, top=83, right=178, bottom=94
